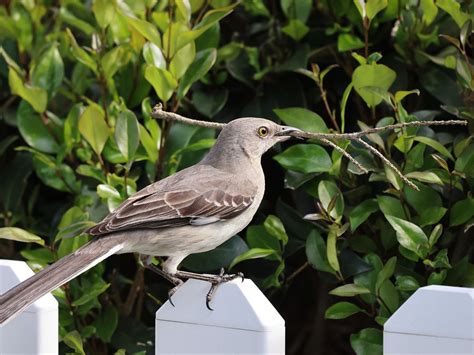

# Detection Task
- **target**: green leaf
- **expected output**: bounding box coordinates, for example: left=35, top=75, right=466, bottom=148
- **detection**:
left=176, top=4, right=236, bottom=51
left=97, top=184, right=121, bottom=199
left=177, top=48, right=217, bottom=99
left=264, top=215, right=288, bottom=245
left=282, top=19, right=309, bottom=41
left=63, top=330, right=85, bottom=355
left=72, top=282, right=110, bottom=306
left=450, top=198, right=474, bottom=226
left=318, top=180, right=344, bottom=219
left=95, top=305, right=119, bottom=342
left=56, top=221, right=96, bottom=241
left=429, top=224, right=443, bottom=248
left=396, top=275, right=420, bottom=291
left=79, top=105, right=111, bottom=156
left=329, top=283, right=371, bottom=297
left=366, top=0, right=388, bottom=21
left=305, top=230, right=335, bottom=274
left=17, top=101, right=59, bottom=154
left=413, top=136, right=454, bottom=161
left=124, top=16, right=162, bottom=47
left=274, top=144, right=332, bottom=173
left=32, top=45, right=64, bottom=98
left=377, top=195, right=405, bottom=219
left=92, top=0, right=115, bottom=28
left=143, top=42, right=166, bottom=69
left=419, top=207, right=447, bottom=227
left=115, top=109, right=140, bottom=162
left=436, top=0, right=473, bottom=28
left=385, top=215, right=429, bottom=258
left=421, top=0, right=438, bottom=25
left=405, top=171, right=443, bottom=185
left=327, top=226, right=340, bottom=273
left=9, top=68, right=47, bottom=113
left=350, top=199, right=378, bottom=231
left=403, top=184, right=442, bottom=215
left=375, top=256, right=396, bottom=291
left=59, top=7, right=95, bottom=35
left=350, top=328, right=383, bottom=355
left=280, top=0, right=312, bottom=23
left=170, top=43, right=196, bottom=80
left=352, top=63, right=396, bottom=107
left=274, top=107, right=328, bottom=133
left=455, top=143, right=474, bottom=177
left=21, top=248, right=55, bottom=265
left=0, top=227, right=44, bottom=245
left=145, top=65, right=178, bottom=102
left=65, top=28, right=97, bottom=73
left=229, top=248, right=279, bottom=269
left=394, top=89, right=420, bottom=103
left=325, top=302, right=362, bottom=319
left=337, top=33, right=365, bottom=52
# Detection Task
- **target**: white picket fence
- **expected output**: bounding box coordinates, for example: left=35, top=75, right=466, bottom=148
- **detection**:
left=0, top=260, right=285, bottom=355
left=2, top=260, right=474, bottom=354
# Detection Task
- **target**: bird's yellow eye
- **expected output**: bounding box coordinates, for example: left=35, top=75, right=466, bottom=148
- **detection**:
left=258, top=126, right=269, bottom=137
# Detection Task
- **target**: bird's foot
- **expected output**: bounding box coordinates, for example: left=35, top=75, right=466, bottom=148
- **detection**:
left=143, top=263, right=184, bottom=306
left=174, top=268, right=244, bottom=310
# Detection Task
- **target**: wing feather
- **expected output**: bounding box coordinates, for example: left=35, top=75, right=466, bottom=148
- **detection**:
left=87, top=165, right=257, bottom=236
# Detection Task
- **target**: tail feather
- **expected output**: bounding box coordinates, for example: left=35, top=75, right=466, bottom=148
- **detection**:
left=0, top=237, right=123, bottom=325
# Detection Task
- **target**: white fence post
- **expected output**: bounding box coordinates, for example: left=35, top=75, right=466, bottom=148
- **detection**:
left=155, top=278, right=285, bottom=354
left=0, top=260, right=58, bottom=355
left=384, top=285, right=474, bottom=354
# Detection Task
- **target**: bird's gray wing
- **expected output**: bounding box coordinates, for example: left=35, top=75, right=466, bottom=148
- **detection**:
left=87, top=165, right=257, bottom=235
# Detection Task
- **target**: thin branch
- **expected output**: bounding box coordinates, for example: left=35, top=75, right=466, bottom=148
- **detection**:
left=152, top=104, right=225, bottom=129
left=356, top=138, right=419, bottom=191
left=151, top=104, right=467, bottom=190
left=319, top=138, right=368, bottom=174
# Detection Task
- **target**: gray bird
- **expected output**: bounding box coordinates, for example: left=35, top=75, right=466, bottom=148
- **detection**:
left=0, top=117, right=299, bottom=325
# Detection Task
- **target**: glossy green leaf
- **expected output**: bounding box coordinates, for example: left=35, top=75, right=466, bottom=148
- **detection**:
left=92, top=0, right=115, bottom=28
left=413, top=136, right=454, bottom=161
left=95, top=305, right=119, bottom=342
left=9, top=68, right=47, bottom=113
left=318, top=180, right=344, bottom=219
left=385, top=215, right=429, bottom=257
left=436, top=0, right=473, bottom=28
left=377, top=195, right=405, bottom=219
left=79, top=105, right=110, bottom=156
left=325, top=302, right=362, bottom=319
left=350, top=328, right=383, bottom=355
left=419, top=207, right=447, bottom=227
left=274, top=107, right=328, bottom=133
left=450, top=198, right=474, bottom=226
left=115, top=109, right=140, bottom=162
left=229, top=248, right=279, bottom=269
left=280, top=0, right=312, bottom=23
left=350, top=199, right=378, bottom=231
left=337, top=33, right=365, bottom=52
left=32, top=45, right=64, bottom=98
left=329, top=283, right=371, bottom=297
left=177, top=48, right=217, bottom=99
left=125, top=16, right=161, bottom=47
left=145, top=65, right=178, bottom=102
left=274, top=144, right=332, bottom=173
left=305, top=230, right=335, bottom=274
left=375, top=256, right=396, bottom=291
left=72, top=282, right=110, bottom=306
left=396, top=275, right=420, bottom=291
left=264, top=215, right=288, bottom=244
left=0, top=227, right=44, bottom=245
left=282, top=19, right=309, bottom=41
left=176, top=4, right=235, bottom=52
left=352, top=63, right=396, bottom=107
left=65, top=28, right=97, bottom=73
left=142, top=42, right=166, bottom=69
left=17, top=101, right=59, bottom=153
left=63, top=331, right=85, bottom=355
left=327, top=227, right=340, bottom=272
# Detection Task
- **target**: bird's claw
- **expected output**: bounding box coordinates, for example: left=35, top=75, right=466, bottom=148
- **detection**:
left=205, top=268, right=244, bottom=311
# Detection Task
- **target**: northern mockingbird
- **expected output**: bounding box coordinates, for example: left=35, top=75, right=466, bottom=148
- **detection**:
left=0, top=117, right=299, bottom=324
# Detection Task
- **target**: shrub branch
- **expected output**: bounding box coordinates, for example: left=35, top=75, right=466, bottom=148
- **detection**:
left=151, top=104, right=467, bottom=190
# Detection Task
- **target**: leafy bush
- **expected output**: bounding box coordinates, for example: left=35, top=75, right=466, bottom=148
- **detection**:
left=0, top=0, right=472, bottom=354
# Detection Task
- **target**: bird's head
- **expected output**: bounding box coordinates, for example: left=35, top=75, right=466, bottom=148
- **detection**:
left=217, top=117, right=301, bottom=159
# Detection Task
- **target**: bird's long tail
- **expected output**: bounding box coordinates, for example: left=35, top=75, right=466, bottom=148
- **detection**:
left=0, top=237, right=123, bottom=325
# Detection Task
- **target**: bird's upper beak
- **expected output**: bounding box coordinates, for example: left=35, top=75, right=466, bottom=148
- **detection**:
left=275, top=125, right=302, bottom=140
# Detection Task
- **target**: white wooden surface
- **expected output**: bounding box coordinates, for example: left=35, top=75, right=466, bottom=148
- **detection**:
left=0, top=259, right=58, bottom=355
left=384, top=285, right=474, bottom=355
left=155, top=278, right=285, bottom=354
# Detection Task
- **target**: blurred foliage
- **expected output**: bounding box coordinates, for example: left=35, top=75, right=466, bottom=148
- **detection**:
left=0, top=0, right=473, bottom=354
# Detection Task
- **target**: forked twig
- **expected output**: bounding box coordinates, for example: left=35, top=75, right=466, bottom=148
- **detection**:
left=151, top=104, right=468, bottom=190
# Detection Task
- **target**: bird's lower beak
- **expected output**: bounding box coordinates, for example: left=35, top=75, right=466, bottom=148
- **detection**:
left=275, top=125, right=302, bottom=140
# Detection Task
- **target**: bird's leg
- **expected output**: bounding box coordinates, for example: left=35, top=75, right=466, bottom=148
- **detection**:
left=174, top=268, right=244, bottom=310
left=140, top=255, right=183, bottom=305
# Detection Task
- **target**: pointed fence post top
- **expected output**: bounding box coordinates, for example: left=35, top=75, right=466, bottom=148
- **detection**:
left=156, top=278, right=285, bottom=331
